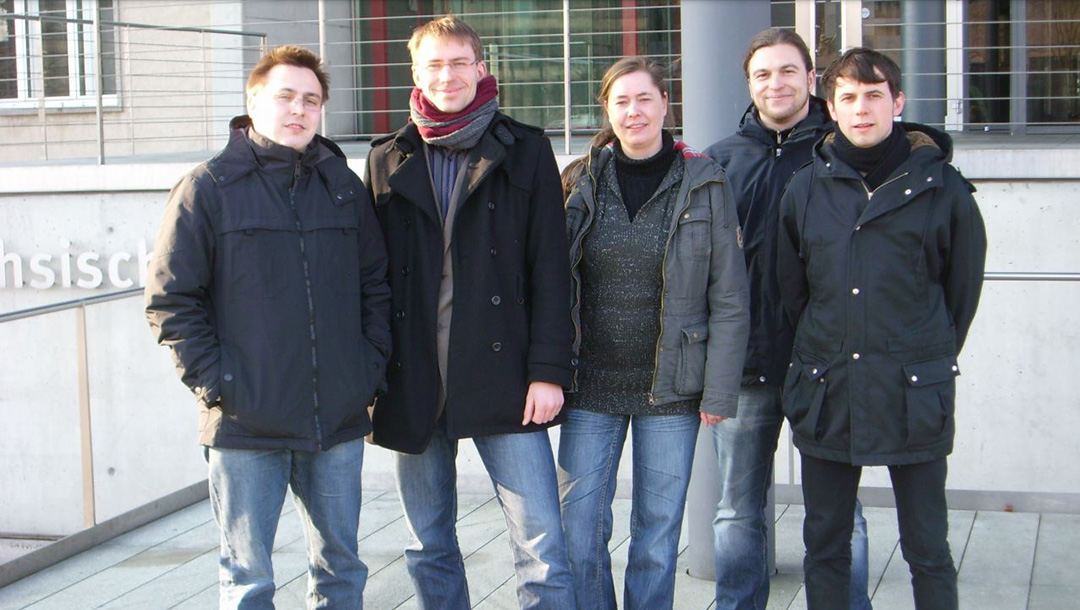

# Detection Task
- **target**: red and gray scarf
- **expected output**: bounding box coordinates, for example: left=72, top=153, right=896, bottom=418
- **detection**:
left=410, top=75, right=499, bottom=150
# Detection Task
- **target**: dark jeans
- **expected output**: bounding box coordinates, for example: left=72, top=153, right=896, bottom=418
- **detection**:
left=801, top=454, right=957, bottom=610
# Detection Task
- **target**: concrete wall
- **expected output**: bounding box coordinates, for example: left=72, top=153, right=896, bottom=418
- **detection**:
left=1, top=146, right=1078, bottom=536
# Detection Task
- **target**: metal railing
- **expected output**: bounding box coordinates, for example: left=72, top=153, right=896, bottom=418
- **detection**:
left=5, top=1, right=1080, bottom=163
left=0, top=286, right=142, bottom=529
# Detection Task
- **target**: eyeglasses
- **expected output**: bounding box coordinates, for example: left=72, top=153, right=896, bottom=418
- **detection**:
left=273, top=92, right=322, bottom=110
left=417, top=59, right=480, bottom=75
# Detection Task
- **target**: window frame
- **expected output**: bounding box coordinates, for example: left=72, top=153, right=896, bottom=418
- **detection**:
left=0, top=0, right=120, bottom=112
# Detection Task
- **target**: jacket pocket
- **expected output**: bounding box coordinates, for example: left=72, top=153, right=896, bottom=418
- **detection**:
left=782, top=351, right=829, bottom=441
left=675, top=205, right=711, bottom=261
left=675, top=322, right=709, bottom=395
left=308, top=216, right=362, bottom=295
left=902, top=356, right=959, bottom=447
left=218, top=217, right=296, bottom=300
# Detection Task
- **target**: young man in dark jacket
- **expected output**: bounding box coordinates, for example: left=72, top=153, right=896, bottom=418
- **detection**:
left=363, top=16, right=575, bottom=610
left=777, top=48, right=986, bottom=610
left=145, top=46, right=391, bottom=608
left=704, top=29, right=872, bottom=610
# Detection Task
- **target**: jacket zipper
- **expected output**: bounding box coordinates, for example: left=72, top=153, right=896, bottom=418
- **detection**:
left=568, top=167, right=599, bottom=389
left=647, top=178, right=718, bottom=404
left=861, top=172, right=910, bottom=201
left=288, top=159, right=323, bottom=449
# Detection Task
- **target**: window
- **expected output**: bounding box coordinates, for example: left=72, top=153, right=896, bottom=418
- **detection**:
left=0, top=0, right=118, bottom=110
left=351, top=1, right=680, bottom=141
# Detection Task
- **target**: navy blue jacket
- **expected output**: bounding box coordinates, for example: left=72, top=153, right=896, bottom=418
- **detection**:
left=705, top=97, right=833, bottom=387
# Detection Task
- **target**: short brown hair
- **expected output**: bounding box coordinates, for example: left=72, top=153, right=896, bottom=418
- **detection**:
left=743, top=28, right=814, bottom=79
left=247, top=45, right=330, bottom=102
left=821, top=47, right=902, bottom=103
left=598, top=56, right=670, bottom=106
left=408, top=15, right=483, bottom=64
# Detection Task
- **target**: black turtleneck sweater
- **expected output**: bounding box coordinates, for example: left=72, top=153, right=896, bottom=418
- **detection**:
left=614, top=130, right=678, bottom=221
left=832, top=123, right=910, bottom=191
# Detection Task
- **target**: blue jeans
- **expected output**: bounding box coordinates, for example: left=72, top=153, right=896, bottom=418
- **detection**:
left=206, top=439, right=367, bottom=610
left=393, top=423, right=574, bottom=610
left=712, top=385, right=872, bottom=610
left=557, top=408, right=700, bottom=610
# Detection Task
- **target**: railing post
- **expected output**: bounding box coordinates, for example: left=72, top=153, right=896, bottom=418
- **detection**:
left=93, top=4, right=105, bottom=165
left=318, top=0, right=329, bottom=138
left=562, top=0, right=571, bottom=155
left=75, top=304, right=97, bottom=528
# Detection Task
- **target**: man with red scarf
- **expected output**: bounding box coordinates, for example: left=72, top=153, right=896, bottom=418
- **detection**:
left=364, top=15, right=575, bottom=610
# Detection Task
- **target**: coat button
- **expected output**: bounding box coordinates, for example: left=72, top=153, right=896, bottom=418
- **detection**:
left=951, top=365, right=958, bottom=372
left=571, top=357, right=579, bottom=366
left=852, top=287, right=860, bottom=295
left=852, top=352, right=861, bottom=360
left=811, top=368, right=818, bottom=375
left=904, top=189, right=912, bottom=195
left=401, top=265, right=410, bottom=275
left=394, top=361, right=403, bottom=369
left=490, top=248, right=498, bottom=256
left=926, top=176, right=933, bottom=182
left=223, top=373, right=233, bottom=382
left=404, top=218, right=411, bottom=227
left=759, top=376, right=766, bottom=383
left=488, top=201, right=495, bottom=210
left=491, top=342, right=502, bottom=352
left=491, top=295, right=501, bottom=305
left=911, top=375, right=919, bottom=382
left=854, top=225, right=861, bottom=231
left=395, top=310, right=405, bottom=319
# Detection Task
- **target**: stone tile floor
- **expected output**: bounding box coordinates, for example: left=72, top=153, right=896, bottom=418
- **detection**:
left=0, top=490, right=1077, bottom=609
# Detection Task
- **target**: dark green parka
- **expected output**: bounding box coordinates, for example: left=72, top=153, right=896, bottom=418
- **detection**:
left=777, top=123, right=987, bottom=466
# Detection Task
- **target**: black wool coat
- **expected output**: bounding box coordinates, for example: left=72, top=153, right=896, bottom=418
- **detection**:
left=364, top=113, right=575, bottom=454
left=705, top=97, right=833, bottom=387
left=777, top=123, right=987, bottom=466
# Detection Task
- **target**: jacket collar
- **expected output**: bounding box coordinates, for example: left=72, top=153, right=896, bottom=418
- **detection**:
left=207, top=115, right=343, bottom=187
left=737, top=95, right=833, bottom=147
left=385, top=112, right=515, bottom=225
left=813, top=122, right=954, bottom=224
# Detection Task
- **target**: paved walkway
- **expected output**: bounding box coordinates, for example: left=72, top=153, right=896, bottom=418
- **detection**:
left=0, top=489, right=1076, bottom=609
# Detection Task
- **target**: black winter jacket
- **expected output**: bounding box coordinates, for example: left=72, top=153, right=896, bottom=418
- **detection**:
left=777, top=123, right=987, bottom=466
left=364, top=113, right=575, bottom=454
left=145, top=117, right=392, bottom=451
left=705, top=97, right=832, bottom=386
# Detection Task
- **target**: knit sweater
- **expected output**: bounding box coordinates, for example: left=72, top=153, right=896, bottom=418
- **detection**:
left=567, top=150, right=698, bottom=416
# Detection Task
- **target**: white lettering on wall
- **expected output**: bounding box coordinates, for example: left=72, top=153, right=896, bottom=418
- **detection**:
left=0, top=238, right=150, bottom=290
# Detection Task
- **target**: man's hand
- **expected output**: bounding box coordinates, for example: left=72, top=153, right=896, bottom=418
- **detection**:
left=701, top=412, right=728, bottom=427
left=523, top=381, right=565, bottom=425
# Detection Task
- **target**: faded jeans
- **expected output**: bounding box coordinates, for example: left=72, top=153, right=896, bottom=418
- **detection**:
left=713, top=385, right=872, bottom=609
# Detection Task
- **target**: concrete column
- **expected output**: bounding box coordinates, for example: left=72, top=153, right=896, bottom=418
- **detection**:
left=680, top=0, right=770, bottom=581
left=901, top=1, right=947, bottom=127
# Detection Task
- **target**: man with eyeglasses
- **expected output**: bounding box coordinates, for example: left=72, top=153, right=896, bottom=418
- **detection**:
left=364, top=15, right=575, bottom=610
left=146, top=45, right=390, bottom=608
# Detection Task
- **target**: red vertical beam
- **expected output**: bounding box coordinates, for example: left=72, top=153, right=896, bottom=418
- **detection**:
left=370, top=0, right=390, bottom=134
left=622, top=0, right=639, bottom=57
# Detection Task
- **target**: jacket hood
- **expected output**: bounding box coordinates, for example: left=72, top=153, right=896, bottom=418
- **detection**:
left=736, top=95, right=832, bottom=144
left=817, top=121, right=954, bottom=166
left=209, top=115, right=344, bottom=186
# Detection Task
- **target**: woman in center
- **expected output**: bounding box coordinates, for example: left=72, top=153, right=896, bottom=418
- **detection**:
left=559, top=56, right=750, bottom=609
